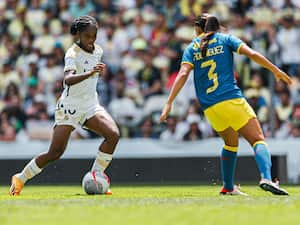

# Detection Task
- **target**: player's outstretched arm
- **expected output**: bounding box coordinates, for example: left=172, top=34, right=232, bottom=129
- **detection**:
left=160, top=63, right=193, bottom=122
left=239, top=44, right=292, bottom=85
left=64, top=63, right=106, bottom=86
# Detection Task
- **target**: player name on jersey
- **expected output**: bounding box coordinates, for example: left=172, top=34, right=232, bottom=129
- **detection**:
left=193, top=45, right=224, bottom=61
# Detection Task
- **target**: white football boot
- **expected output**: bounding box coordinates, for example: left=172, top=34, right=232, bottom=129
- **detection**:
left=259, top=179, right=289, bottom=195
left=220, top=185, right=248, bottom=196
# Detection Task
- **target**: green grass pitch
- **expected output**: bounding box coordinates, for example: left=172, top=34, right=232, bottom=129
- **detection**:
left=0, top=185, right=300, bottom=225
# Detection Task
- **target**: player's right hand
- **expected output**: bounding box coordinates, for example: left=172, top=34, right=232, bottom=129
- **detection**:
left=274, top=69, right=292, bottom=85
left=160, top=103, right=172, bottom=123
left=92, top=63, right=106, bottom=75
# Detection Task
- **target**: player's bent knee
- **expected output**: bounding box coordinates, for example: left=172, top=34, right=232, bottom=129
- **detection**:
left=103, top=126, right=120, bottom=143
left=249, top=135, right=265, bottom=146
left=110, top=127, right=120, bottom=142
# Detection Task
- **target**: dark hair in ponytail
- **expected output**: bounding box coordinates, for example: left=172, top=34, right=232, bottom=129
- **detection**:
left=194, top=13, right=209, bottom=31
left=200, top=16, right=220, bottom=57
left=70, top=15, right=98, bottom=35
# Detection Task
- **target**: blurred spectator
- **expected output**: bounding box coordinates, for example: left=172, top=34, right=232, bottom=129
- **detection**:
left=18, top=25, right=35, bottom=55
left=248, top=72, right=271, bottom=105
left=150, top=12, right=167, bottom=46
left=92, top=0, right=117, bottom=15
left=115, top=0, right=136, bottom=9
left=26, top=104, right=53, bottom=141
left=96, top=21, right=129, bottom=72
left=0, top=60, right=21, bottom=96
left=275, top=89, right=293, bottom=122
left=33, top=22, right=56, bottom=55
left=160, top=0, right=183, bottom=29
left=136, top=52, right=163, bottom=99
left=290, top=66, right=300, bottom=104
left=0, top=33, right=12, bottom=66
left=38, top=54, right=64, bottom=90
left=25, top=0, right=46, bottom=35
left=69, top=0, right=95, bottom=19
left=121, top=37, right=146, bottom=80
left=108, top=78, right=142, bottom=137
left=274, top=80, right=288, bottom=96
left=7, top=5, right=25, bottom=40
left=3, top=82, right=20, bottom=105
left=24, top=77, right=39, bottom=111
left=175, top=102, right=214, bottom=140
left=46, top=79, right=63, bottom=119
left=205, top=0, right=230, bottom=22
left=52, top=45, right=65, bottom=66
left=45, top=6, right=63, bottom=37
left=0, top=111, right=16, bottom=141
left=126, top=12, right=152, bottom=41
left=160, top=116, right=180, bottom=141
left=0, top=6, right=9, bottom=38
left=245, top=88, right=268, bottom=123
left=290, top=121, right=300, bottom=137
left=247, top=0, right=274, bottom=26
left=280, top=0, right=300, bottom=8
left=276, top=0, right=300, bottom=25
left=161, top=28, right=183, bottom=75
left=170, top=70, right=196, bottom=117
left=57, top=20, right=73, bottom=51
left=113, top=68, right=143, bottom=107
left=273, top=112, right=290, bottom=138
left=183, top=113, right=203, bottom=141
left=97, top=68, right=113, bottom=107
left=276, top=15, right=300, bottom=76
left=289, top=104, right=300, bottom=137
left=55, top=0, right=72, bottom=22
left=108, top=76, right=140, bottom=121
left=2, top=94, right=27, bottom=133
left=134, top=116, right=159, bottom=139
left=232, top=0, right=253, bottom=15
left=228, top=12, right=251, bottom=43
left=26, top=94, right=48, bottom=120
left=179, top=0, right=202, bottom=18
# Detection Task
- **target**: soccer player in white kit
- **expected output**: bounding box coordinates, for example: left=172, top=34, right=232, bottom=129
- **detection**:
left=9, top=16, right=120, bottom=195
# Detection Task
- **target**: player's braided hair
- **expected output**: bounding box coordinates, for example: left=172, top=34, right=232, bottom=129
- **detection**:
left=70, top=15, right=98, bottom=35
left=200, top=16, right=220, bottom=58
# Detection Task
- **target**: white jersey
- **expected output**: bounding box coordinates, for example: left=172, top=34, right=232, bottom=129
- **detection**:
left=54, top=43, right=106, bottom=128
left=61, top=43, right=103, bottom=106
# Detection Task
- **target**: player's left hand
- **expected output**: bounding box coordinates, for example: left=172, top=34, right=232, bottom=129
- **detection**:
left=274, top=69, right=292, bottom=85
left=160, top=103, right=172, bottom=123
left=93, top=63, right=106, bottom=75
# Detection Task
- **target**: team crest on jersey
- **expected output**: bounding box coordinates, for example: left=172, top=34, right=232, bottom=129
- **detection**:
left=193, top=42, right=200, bottom=50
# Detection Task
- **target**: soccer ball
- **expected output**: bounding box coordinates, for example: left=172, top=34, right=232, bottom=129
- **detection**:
left=82, top=171, right=110, bottom=195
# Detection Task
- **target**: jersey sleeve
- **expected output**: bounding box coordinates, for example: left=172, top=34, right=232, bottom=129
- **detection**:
left=181, top=44, right=194, bottom=68
left=64, top=49, right=77, bottom=72
left=226, top=34, right=245, bottom=54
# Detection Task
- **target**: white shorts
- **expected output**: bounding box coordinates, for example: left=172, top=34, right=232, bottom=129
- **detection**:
left=54, top=99, right=106, bottom=129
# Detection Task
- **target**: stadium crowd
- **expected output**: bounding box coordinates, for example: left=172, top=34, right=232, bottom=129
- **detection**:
left=0, top=0, right=300, bottom=142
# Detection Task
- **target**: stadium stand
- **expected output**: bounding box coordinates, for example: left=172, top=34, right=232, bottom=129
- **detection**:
left=0, top=0, right=300, bottom=142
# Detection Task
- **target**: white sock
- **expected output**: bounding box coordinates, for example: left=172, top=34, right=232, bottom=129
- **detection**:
left=16, top=158, right=42, bottom=183
left=91, top=151, right=112, bottom=173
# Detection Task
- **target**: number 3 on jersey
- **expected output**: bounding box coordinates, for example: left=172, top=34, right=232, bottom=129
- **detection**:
left=201, top=59, right=219, bottom=94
